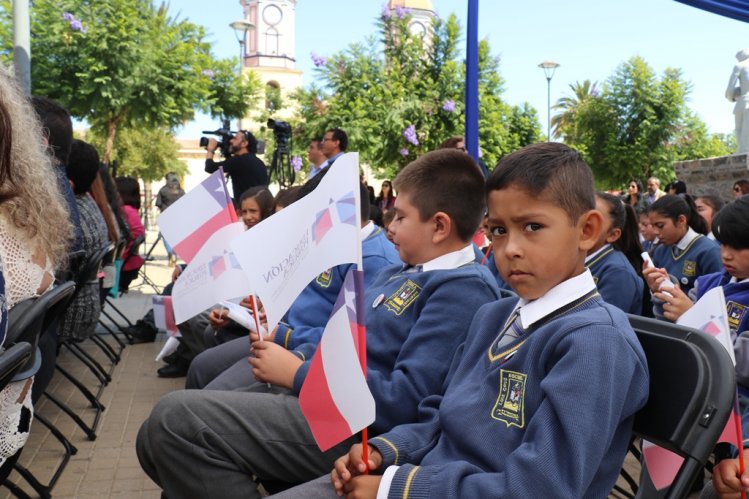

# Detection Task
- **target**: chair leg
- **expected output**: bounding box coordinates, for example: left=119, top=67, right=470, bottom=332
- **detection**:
left=2, top=479, right=32, bottom=498
left=53, top=364, right=106, bottom=411
left=103, top=297, right=134, bottom=329
left=34, top=412, right=78, bottom=456
left=42, top=390, right=101, bottom=441
left=90, top=334, right=120, bottom=366
left=11, top=464, right=51, bottom=499
left=97, top=319, right=128, bottom=351
left=61, top=342, right=111, bottom=384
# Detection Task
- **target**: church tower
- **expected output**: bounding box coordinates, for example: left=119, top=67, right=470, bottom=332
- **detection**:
left=387, top=0, right=435, bottom=39
left=238, top=0, right=303, bottom=125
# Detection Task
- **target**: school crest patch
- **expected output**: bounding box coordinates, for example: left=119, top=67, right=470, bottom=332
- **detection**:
left=492, top=370, right=527, bottom=428
left=727, top=301, right=747, bottom=332
left=384, top=279, right=422, bottom=315
left=682, top=260, right=697, bottom=277
left=316, top=268, right=333, bottom=288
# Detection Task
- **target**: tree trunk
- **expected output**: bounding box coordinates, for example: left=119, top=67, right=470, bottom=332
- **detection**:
left=103, top=116, right=122, bottom=165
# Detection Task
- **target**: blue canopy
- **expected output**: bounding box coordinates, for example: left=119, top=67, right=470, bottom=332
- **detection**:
left=676, top=0, right=749, bottom=23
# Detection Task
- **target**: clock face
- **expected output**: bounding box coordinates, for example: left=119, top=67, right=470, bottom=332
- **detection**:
left=409, top=21, right=426, bottom=37
left=263, top=5, right=283, bottom=26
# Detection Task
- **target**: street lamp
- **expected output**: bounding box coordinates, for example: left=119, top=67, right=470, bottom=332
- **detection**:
left=230, top=19, right=254, bottom=71
left=538, top=60, right=560, bottom=141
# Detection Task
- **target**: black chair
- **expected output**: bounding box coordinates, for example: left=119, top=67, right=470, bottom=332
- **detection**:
left=99, top=238, right=135, bottom=345
left=615, top=315, right=736, bottom=499
left=0, top=282, right=76, bottom=497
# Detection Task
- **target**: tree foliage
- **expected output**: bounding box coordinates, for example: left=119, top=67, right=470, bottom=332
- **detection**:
left=204, top=58, right=263, bottom=121
left=553, top=57, right=733, bottom=188
left=293, top=10, right=541, bottom=179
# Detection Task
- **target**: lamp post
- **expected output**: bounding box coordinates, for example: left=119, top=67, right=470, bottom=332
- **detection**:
left=230, top=19, right=254, bottom=72
left=538, top=60, right=560, bottom=141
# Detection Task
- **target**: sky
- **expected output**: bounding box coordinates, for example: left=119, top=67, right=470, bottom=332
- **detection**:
left=173, top=0, right=749, bottom=140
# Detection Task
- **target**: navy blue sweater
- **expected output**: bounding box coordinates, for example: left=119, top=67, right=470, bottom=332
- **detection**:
left=274, top=227, right=400, bottom=350
left=652, top=235, right=721, bottom=294
left=370, top=294, right=649, bottom=498
left=293, top=262, right=500, bottom=434
left=587, top=245, right=643, bottom=314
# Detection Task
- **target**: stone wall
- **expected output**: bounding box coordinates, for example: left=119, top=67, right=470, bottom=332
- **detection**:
left=674, top=154, right=749, bottom=200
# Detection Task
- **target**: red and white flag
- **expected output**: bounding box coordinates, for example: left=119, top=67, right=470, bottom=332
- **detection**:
left=158, top=168, right=236, bottom=264
left=299, top=269, right=375, bottom=451
left=644, top=286, right=741, bottom=490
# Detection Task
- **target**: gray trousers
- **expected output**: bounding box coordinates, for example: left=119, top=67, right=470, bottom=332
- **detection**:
left=185, top=336, right=251, bottom=389
left=268, top=475, right=339, bottom=498
left=136, top=388, right=355, bottom=499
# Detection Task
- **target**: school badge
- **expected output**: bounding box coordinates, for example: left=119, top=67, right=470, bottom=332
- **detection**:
left=384, top=279, right=422, bottom=315
left=492, top=370, right=527, bottom=428
left=727, top=301, right=747, bottom=332
left=682, top=260, right=697, bottom=277
left=315, top=268, right=333, bottom=288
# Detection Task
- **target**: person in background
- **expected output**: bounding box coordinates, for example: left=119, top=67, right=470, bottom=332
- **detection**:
left=205, top=131, right=268, bottom=206
left=733, top=179, right=749, bottom=199
left=695, top=194, right=725, bottom=239
left=375, top=180, right=396, bottom=213
left=155, top=172, right=184, bottom=265
left=621, top=179, right=647, bottom=212
left=115, top=177, right=145, bottom=293
left=665, top=179, right=687, bottom=195
left=306, top=139, right=327, bottom=181
left=645, top=176, right=666, bottom=205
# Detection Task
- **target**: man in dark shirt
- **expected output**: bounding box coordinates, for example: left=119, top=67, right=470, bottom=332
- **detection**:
left=204, top=131, right=268, bottom=205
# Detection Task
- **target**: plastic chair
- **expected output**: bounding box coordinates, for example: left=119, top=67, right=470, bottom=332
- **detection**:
left=616, top=314, right=737, bottom=499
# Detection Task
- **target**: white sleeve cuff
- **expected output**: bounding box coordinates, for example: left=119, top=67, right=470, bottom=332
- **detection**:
left=376, top=465, right=400, bottom=499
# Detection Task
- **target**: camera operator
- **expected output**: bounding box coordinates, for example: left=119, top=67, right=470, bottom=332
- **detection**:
left=204, top=130, right=268, bottom=205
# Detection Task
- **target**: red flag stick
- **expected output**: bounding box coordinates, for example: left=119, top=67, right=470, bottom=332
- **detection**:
left=734, top=394, right=747, bottom=499
left=358, top=319, right=369, bottom=474
left=480, top=244, right=491, bottom=265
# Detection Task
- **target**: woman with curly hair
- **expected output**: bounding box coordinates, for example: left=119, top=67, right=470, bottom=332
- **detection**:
left=0, top=66, right=72, bottom=465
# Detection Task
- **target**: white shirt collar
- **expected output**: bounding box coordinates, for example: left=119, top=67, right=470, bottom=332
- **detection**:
left=585, top=244, right=611, bottom=264
left=676, top=227, right=699, bottom=251
left=421, top=244, right=475, bottom=272
left=515, top=269, right=597, bottom=329
left=730, top=276, right=749, bottom=284
left=360, top=221, right=376, bottom=239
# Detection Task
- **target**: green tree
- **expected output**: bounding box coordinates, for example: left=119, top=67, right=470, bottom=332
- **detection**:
left=204, top=58, right=263, bottom=121
left=560, top=57, right=729, bottom=188
left=293, top=10, right=540, bottom=179
left=0, top=0, right=214, bottom=164
left=551, top=80, right=598, bottom=141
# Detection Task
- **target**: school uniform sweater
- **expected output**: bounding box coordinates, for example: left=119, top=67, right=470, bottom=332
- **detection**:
left=370, top=288, right=649, bottom=499
left=292, top=262, right=500, bottom=435
left=273, top=227, right=400, bottom=350
left=586, top=245, right=643, bottom=314
left=694, top=271, right=749, bottom=386
left=652, top=233, right=721, bottom=294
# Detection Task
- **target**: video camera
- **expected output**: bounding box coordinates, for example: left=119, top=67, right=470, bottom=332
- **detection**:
left=267, top=118, right=292, bottom=153
left=200, top=119, right=234, bottom=158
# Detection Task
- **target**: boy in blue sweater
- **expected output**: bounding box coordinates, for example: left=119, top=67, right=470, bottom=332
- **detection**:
left=276, top=142, right=650, bottom=499
left=136, top=149, right=500, bottom=498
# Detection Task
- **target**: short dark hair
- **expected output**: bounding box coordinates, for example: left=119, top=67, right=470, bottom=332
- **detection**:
left=394, top=149, right=485, bottom=241
left=486, top=142, right=595, bottom=224
left=239, top=186, right=275, bottom=221
left=273, top=187, right=301, bottom=210
left=67, top=139, right=101, bottom=195
left=239, top=130, right=258, bottom=154
left=31, top=96, right=73, bottom=167
left=734, top=179, right=749, bottom=195
left=696, top=194, right=725, bottom=215
left=712, top=195, right=749, bottom=249
left=326, top=128, right=348, bottom=152
left=648, top=194, right=708, bottom=235
left=438, top=136, right=464, bottom=149
left=115, top=176, right=141, bottom=209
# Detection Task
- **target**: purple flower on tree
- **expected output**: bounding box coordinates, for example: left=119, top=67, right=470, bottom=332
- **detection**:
left=70, top=19, right=85, bottom=32
left=291, top=156, right=303, bottom=172
left=201, top=69, right=215, bottom=79
left=399, top=148, right=410, bottom=156
left=403, top=125, right=419, bottom=146
left=310, top=52, right=327, bottom=68
left=395, top=6, right=410, bottom=19
left=381, top=4, right=391, bottom=20
left=442, top=99, right=456, bottom=112
left=62, top=12, right=75, bottom=22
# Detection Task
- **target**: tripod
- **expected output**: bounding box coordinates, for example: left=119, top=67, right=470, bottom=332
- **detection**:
left=268, top=139, right=295, bottom=188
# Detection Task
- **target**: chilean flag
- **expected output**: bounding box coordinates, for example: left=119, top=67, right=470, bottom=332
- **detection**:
left=157, top=169, right=236, bottom=264
left=644, top=286, right=742, bottom=490
left=299, top=269, right=375, bottom=451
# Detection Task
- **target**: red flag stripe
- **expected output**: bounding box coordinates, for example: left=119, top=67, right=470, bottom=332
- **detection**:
left=173, top=205, right=235, bottom=263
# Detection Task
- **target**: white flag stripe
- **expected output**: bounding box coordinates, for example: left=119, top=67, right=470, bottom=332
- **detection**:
left=319, top=303, right=375, bottom=432
left=677, top=286, right=735, bottom=365
left=158, top=183, right=224, bottom=243
left=230, top=153, right=361, bottom=331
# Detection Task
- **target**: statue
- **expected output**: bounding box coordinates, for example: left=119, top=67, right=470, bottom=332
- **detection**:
left=726, top=48, right=749, bottom=154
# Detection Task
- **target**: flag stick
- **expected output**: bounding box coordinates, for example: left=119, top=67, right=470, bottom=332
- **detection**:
left=480, top=244, right=491, bottom=265
left=358, top=318, right=369, bottom=474
left=249, top=293, right=272, bottom=389
left=734, top=393, right=746, bottom=499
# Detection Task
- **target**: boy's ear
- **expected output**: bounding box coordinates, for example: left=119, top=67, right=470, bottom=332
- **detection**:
left=431, top=211, right=453, bottom=244
left=578, top=209, right=604, bottom=252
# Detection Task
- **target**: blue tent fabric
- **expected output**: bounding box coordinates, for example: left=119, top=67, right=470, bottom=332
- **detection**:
left=675, top=0, right=749, bottom=23
left=465, top=0, right=480, bottom=161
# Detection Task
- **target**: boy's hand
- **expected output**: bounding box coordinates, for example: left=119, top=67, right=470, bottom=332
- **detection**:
left=241, top=298, right=268, bottom=330
left=339, top=475, right=382, bottom=499
left=643, top=266, right=670, bottom=293
left=208, top=308, right=230, bottom=329
left=712, top=449, right=749, bottom=498
left=248, top=335, right=301, bottom=388
left=331, top=444, right=382, bottom=496
left=654, top=285, right=693, bottom=321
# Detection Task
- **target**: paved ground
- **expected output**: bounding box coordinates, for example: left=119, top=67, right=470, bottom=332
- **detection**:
left=2, top=229, right=180, bottom=498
